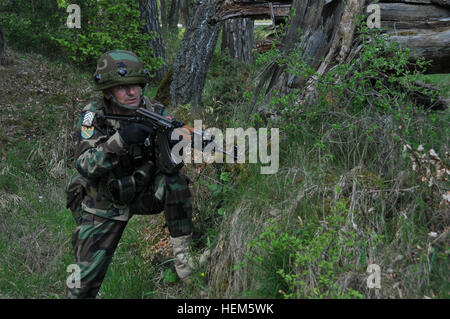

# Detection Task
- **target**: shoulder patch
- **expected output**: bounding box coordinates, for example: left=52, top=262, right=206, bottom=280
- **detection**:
left=81, top=126, right=95, bottom=139
left=82, top=111, right=95, bottom=127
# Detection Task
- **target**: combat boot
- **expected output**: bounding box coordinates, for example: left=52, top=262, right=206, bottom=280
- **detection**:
left=170, top=233, right=211, bottom=283
left=171, top=233, right=194, bottom=282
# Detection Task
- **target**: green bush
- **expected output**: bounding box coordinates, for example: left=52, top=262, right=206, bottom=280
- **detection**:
left=0, top=0, right=163, bottom=74
left=247, top=199, right=365, bottom=299
left=0, top=1, right=66, bottom=56
left=52, top=0, right=163, bottom=73
left=224, top=16, right=449, bottom=299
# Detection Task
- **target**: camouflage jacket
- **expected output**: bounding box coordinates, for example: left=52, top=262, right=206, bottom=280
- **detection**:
left=71, top=96, right=168, bottom=221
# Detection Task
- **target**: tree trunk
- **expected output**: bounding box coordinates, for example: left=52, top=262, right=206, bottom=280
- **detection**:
left=170, top=0, right=222, bottom=109
left=221, top=17, right=254, bottom=62
left=168, top=0, right=181, bottom=32
left=160, top=0, right=168, bottom=31
left=0, top=25, right=6, bottom=66
left=180, top=0, right=190, bottom=28
left=139, top=0, right=168, bottom=83
left=247, top=0, right=449, bottom=115
left=255, top=0, right=362, bottom=99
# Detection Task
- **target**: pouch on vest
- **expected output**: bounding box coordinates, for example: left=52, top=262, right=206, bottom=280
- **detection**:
left=107, top=175, right=136, bottom=204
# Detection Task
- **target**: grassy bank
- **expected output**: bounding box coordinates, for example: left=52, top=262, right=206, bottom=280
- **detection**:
left=199, top=37, right=449, bottom=298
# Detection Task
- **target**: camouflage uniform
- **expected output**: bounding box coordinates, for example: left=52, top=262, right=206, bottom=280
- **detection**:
left=66, top=50, right=193, bottom=299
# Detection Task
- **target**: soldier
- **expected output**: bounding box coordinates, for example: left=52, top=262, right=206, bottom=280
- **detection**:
left=66, top=50, right=196, bottom=298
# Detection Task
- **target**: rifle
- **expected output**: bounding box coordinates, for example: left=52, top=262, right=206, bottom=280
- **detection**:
left=100, top=107, right=237, bottom=174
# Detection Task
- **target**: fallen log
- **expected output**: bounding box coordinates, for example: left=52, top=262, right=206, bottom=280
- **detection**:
left=246, top=0, right=449, bottom=114
left=379, top=2, right=450, bottom=30
left=210, top=1, right=291, bottom=24
left=213, top=0, right=450, bottom=27
left=390, top=28, right=450, bottom=73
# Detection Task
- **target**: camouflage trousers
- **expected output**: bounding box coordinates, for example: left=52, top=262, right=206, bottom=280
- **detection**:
left=66, top=172, right=193, bottom=299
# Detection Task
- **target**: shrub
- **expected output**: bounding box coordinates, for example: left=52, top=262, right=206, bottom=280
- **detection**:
left=247, top=199, right=365, bottom=299
left=52, top=0, right=163, bottom=73
left=0, top=0, right=163, bottom=74
left=218, top=16, right=449, bottom=299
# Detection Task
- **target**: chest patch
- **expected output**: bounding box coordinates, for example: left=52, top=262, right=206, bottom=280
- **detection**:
left=81, top=126, right=95, bottom=139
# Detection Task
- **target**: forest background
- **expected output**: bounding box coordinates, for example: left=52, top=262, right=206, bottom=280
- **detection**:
left=0, top=0, right=448, bottom=299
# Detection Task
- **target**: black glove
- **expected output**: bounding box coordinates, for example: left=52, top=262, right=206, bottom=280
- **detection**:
left=119, top=123, right=153, bottom=145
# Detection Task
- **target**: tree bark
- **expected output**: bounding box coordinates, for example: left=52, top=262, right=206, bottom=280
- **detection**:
left=170, top=0, right=222, bottom=108
left=221, top=17, right=254, bottom=62
left=258, top=0, right=361, bottom=98
left=180, top=0, right=190, bottom=28
left=0, top=25, right=6, bottom=66
left=160, top=0, right=168, bottom=30
left=168, top=0, right=181, bottom=32
left=139, top=0, right=168, bottom=83
left=171, top=0, right=449, bottom=111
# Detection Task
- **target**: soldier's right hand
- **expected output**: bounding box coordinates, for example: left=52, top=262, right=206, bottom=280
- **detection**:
left=119, top=123, right=153, bottom=145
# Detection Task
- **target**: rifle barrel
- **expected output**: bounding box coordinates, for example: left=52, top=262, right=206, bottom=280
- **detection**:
left=102, top=110, right=237, bottom=160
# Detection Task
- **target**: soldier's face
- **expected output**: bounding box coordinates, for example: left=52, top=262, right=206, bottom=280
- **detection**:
left=110, top=84, right=141, bottom=107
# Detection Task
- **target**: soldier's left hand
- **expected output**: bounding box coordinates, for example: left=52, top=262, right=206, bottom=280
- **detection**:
left=119, top=123, right=153, bottom=145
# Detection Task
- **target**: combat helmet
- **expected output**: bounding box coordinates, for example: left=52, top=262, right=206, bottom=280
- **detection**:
left=92, top=50, right=150, bottom=91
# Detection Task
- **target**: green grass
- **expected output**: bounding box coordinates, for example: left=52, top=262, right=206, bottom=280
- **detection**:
left=0, top=140, right=162, bottom=299
left=0, top=169, right=75, bottom=298
left=99, top=217, right=157, bottom=299
left=0, top=49, right=164, bottom=299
